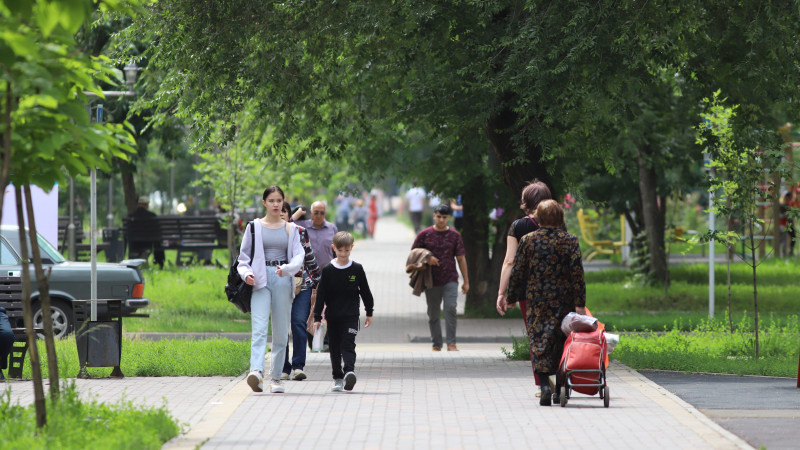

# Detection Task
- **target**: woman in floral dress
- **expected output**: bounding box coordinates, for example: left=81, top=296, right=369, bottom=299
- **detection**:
left=507, top=200, right=586, bottom=406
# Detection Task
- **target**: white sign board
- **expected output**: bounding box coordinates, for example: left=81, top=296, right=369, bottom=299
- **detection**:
left=2, top=183, right=59, bottom=246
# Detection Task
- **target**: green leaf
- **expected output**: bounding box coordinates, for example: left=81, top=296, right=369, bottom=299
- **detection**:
left=0, top=30, right=38, bottom=57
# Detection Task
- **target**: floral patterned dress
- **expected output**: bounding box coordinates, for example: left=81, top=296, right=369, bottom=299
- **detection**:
left=507, top=226, right=586, bottom=374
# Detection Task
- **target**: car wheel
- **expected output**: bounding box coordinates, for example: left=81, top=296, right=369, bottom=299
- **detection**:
left=33, top=299, right=74, bottom=339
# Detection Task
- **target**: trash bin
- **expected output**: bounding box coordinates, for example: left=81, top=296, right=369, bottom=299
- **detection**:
left=74, top=299, right=124, bottom=378
left=102, top=228, right=123, bottom=262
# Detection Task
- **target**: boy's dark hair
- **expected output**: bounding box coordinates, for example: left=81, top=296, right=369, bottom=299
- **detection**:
left=433, top=204, right=453, bottom=215
left=333, top=231, right=355, bottom=247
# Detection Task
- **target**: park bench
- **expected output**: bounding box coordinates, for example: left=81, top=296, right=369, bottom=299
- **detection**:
left=57, top=216, right=109, bottom=261
left=576, top=209, right=626, bottom=262
left=0, top=276, right=44, bottom=379
left=122, top=215, right=226, bottom=266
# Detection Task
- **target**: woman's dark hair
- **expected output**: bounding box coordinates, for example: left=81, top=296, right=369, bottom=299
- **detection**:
left=282, top=202, right=292, bottom=215
left=262, top=185, right=285, bottom=201
left=521, top=180, right=552, bottom=214
left=535, top=199, right=564, bottom=227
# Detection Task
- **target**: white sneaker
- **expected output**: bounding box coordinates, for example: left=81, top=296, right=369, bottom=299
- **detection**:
left=246, top=370, right=263, bottom=393
left=291, top=369, right=307, bottom=381
left=269, top=379, right=285, bottom=393
left=280, top=372, right=290, bottom=380
left=331, top=379, right=344, bottom=392
left=344, top=371, right=357, bottom=391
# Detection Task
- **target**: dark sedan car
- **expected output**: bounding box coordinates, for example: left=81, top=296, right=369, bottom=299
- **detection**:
left=0, top=225, right=149, bottom=338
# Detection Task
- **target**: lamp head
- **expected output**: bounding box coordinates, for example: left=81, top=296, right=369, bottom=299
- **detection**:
left=123, top=62, right=139, bottom=92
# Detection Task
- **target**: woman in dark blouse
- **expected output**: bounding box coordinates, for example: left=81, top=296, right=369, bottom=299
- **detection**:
left=507, top=200, right=586, bottom=406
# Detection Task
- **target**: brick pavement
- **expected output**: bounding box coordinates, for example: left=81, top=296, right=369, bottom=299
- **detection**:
left=1, top=216, right=753, bottom=449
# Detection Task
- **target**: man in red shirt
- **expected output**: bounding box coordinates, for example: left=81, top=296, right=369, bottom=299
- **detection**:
left=411, top=204, right=470, bottom=351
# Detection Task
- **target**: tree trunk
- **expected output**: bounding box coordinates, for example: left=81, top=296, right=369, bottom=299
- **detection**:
left=461, top=175, right=491, bottom=316
left=24, top=185, right=60, bottom=400
left=484, top=104, right=553, bottom=195
left=15, top=186, right=46, bottom=427
left=120, top=162, right=138, bottom=215
left=748, top=223, right=760, bottom=359
left=636, top=145, right=669, bottom=287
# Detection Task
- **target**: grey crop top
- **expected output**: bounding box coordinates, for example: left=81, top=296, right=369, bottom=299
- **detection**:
left=261, top=226, right=288, bottom=261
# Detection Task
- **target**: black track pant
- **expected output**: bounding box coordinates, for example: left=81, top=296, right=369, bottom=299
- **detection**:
left=327, top=316, right=359, bottom=379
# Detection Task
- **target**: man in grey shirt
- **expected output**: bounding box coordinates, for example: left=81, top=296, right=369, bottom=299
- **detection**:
left=294, top=200, right=338, bottom=268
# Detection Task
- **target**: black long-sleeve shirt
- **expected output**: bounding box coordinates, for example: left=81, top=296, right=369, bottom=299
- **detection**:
left=314, top=260, right=374, bottom=322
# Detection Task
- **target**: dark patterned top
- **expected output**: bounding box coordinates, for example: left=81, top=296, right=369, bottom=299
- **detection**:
left=296, top=227, right=321, bottom=289
left=506, top=226, right=586, bottom=374
left=411, top=226, right=466, bottom=286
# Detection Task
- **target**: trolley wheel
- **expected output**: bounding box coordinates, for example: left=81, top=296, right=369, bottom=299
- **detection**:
left=603, top=386, right=610, bottom=408
left=599, top=386, right=604, bottom=399
left=560, top=386, right=567, bottom=407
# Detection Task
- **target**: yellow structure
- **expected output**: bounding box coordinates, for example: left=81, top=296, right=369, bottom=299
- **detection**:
left=576, top=209, right=626, bottom=261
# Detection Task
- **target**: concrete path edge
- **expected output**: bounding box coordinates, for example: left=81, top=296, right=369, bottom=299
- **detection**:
left=613, top=363, right=753, bottom=449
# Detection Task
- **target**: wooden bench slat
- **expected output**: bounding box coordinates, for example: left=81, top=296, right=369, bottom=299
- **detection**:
left=122, top=215, right=226, bottom=266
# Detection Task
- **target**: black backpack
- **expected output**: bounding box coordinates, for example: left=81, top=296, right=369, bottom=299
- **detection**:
left=225, top=221, right=254, bottom=313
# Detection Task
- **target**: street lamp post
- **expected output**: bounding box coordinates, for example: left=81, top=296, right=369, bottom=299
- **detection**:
left=82, top=62, right=139, bottom=321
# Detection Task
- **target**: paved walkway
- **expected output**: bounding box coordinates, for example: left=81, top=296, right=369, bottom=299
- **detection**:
left=3, top=216, right=788, bottom=449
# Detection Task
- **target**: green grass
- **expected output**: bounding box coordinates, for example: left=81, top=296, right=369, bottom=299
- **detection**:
left=502, top=315, right=800, bottom=377
left=126, top=263, right=250, bottom=333
left=19, top=336, right=250, bottom=378
left=0, top=384, right=180, bottom=449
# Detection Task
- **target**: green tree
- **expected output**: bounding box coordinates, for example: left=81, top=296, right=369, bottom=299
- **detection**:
left=0, top=0, right=141, bottom=426
left=697, top=92, right=789, bottom=359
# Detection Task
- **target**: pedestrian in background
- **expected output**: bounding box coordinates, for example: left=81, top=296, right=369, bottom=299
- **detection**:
left=0, top=306, right=14, bottom=381
left=405, top=182, right=427, bottom=234
left=411, top=203, right=469, bottom=351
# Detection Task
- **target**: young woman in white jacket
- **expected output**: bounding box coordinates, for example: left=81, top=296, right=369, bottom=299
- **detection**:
left=238, top=185, right=305, bottom=393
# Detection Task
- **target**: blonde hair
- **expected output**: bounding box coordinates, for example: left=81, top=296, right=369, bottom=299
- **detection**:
left=332, top=231, right=354, bottom=248
left=535, top=199, right=564, bottom=227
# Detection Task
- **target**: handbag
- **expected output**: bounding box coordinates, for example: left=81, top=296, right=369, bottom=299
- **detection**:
left=294, top=276, right=304, bottom=296
left=224, top=221, right=255, bottom=313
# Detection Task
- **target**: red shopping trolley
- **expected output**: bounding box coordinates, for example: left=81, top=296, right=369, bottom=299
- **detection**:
left=557, top=325, right=609, bottom=407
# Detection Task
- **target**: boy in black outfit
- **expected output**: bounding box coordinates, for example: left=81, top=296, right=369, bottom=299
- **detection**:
left=313, top=231, right=374, bottom=391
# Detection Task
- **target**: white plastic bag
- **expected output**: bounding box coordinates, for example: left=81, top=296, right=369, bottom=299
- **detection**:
left=604, top=332, right=619, bottom=354
left=561, top=312, right=599, bottom=335
left=311, top=323, right=326, bottom=353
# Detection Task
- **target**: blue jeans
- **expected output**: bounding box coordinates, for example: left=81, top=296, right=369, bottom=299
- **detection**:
left=283, top=287, right=312, bottom=373
left=250, top=267, right=292, bottom=380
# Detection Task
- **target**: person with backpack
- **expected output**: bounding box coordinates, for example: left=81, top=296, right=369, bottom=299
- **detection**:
left=237, top=186, right=305, bottom=394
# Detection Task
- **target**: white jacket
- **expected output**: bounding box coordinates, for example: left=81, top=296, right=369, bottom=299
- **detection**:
left=237, top=220, right=305, bottom=297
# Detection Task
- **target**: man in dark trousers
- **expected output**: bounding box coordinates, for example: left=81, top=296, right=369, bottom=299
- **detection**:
left=411, top=203, right=469, bottom=351
left=128, top=196, right=165, bottom=268
left=0, top=306, right=14, bottom=380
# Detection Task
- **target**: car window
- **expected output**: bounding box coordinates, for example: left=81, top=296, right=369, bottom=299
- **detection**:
left=0, top=239, right=18, bottom=265
left=36, top=233, right=65, bottom=263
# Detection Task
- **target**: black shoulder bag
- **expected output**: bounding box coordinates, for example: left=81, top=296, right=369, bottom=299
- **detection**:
left=225, top=221, right=255, bottom=313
